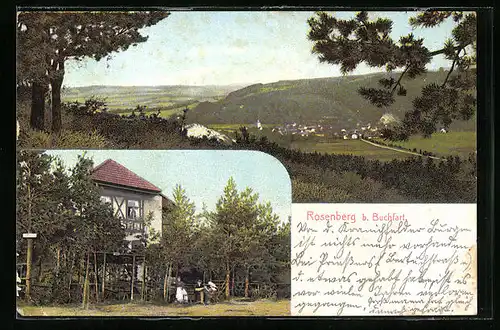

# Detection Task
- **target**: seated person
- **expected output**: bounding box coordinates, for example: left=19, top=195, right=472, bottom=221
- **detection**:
left=205, top=281, right=218, bottom=304
left=194, top=279, right=205, bottom=304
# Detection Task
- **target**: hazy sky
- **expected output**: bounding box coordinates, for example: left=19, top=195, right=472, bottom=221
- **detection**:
left=45, top=150, right=292, bottom=223
left=63, top=11, right=457, bottom=87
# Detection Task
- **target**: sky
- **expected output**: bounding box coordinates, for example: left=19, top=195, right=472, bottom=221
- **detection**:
left=63, top=11, right=457, bottom=87
left=44, top=150, right=292, bottom=223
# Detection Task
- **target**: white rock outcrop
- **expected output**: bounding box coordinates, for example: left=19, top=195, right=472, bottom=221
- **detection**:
left=184, top=123, right=234, bottom=144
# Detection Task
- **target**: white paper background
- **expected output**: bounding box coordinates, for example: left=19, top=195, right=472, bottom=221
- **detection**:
left=291, top=204, right=477, bottom=316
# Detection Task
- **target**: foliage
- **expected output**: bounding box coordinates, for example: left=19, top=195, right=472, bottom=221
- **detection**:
left=307, top=11, right=476, bottom=139
left=66, top=108, right=191, bottom=149
left=161, top=185, right=198, bottom=273
left=201, top=177, right=284, bottom=298
left=187, top=71, right=475, bottom=133
left=18, top=128, right=110, bottom=149
left=68, top=154, right=126, bottom=253
left=228, top=132, right=476, bottom=203
left=17, top=11, right=170, bottom=132
left=64, top=96, right=108, bottom=116
left=16, top=152, right=71, bottom=255
left=16, top=151, right=126, bottom=305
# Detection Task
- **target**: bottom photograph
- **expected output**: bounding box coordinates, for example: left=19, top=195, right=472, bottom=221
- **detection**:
left=16, top=149, right=292, bottom=317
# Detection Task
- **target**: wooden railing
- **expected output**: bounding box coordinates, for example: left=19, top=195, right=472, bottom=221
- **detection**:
left=121, top=220, right=144, bottom=234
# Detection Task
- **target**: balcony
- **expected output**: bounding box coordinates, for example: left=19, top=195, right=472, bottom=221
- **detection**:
left=121, top=219, right=144, bottom=234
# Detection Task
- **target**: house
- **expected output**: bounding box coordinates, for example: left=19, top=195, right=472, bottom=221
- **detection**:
left=91, top=159, right=172, bottom=249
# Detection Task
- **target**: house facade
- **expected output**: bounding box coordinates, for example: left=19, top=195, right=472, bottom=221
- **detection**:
left=91, top=159, right=171, bottom=249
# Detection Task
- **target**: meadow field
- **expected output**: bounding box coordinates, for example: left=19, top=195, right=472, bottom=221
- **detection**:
left=290, top=139, right=412, bottom=161
left=17, top=299, right=290, bottom=317
left=205, top=125, right=476, bottom=161
left=61, top=85, right=230, bottom=114
left=372, top=131, right=477, bottom=158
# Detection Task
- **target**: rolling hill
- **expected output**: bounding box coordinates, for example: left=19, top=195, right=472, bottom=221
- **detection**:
left=61, top=71, right=476, bottom=133
left=186, top=71, right=476, bottom=132
left=61, top=84, right=246, bottom=112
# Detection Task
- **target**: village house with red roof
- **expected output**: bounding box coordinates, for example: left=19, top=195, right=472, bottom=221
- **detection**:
left=91, top=159, right=174, bottom=250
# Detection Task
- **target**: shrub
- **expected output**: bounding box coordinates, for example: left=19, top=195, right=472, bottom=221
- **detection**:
left=18, top=129, right=52, bottom=148
left=55, top=129, right=110, bottom=148
left=64, top=96, right=108, bottom=116
left=18, top=129, right=110, bottom=149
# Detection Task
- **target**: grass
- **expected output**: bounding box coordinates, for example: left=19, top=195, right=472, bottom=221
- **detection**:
left=290, top=139, right=413, bottom=161
left=373, top=131, right=477, bottom=158
left=200, top=125, right=476, bottom=162
left=207, top=123, right=276, bottom=130
left=203, top=126, right=413, bottom=161
left=17, top=299, right=290, bottom=317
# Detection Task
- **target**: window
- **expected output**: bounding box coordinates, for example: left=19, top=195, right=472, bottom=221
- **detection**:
left=127, top=200, right=139, bottom=219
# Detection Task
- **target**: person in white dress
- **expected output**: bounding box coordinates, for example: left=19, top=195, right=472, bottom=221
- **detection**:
left=175, top=277, right=189, bottom=303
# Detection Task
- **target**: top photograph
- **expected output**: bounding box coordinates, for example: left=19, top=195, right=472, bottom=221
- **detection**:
left=16, top=9, right=478, bottom=204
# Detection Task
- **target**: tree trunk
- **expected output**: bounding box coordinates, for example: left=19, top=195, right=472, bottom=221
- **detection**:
left=163, top=268, right=168, bottom=302
left=56, top=246, right=61, bottom=271
left=101, top=253, right=106, bottom=300
left=82, top=253, right=90, bottom=309
left=244, top=267, right=250, bottom=298
left=130, top=255, right=136, bottom=301
left=141, top=259, right=146, bottom=301
left=164, top=263, right=171, bottom=303
left=30, top=81, right=45, bottom=131
left=25, top=238, right=33, bottom=301
left=78, top=256, right=84, bottom=285
left=225, top=262, right=230, bottom=299
left=68, top=253, right=75, bottom=300
left=231, top=266, right=235, bottom=297
left=36, top=257, right=43, bottom=283
left=93, top=252, right=99, bottom=303
left=50, top=68, right=64, bottom=134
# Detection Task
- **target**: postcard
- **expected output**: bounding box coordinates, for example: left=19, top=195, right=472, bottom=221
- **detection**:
left=16, top=9, right=479, bottom=317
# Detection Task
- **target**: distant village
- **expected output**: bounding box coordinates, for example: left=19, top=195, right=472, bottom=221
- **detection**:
left=256, top=119, right=382, bottom=140
left=254, top=114, right=448, bottom=140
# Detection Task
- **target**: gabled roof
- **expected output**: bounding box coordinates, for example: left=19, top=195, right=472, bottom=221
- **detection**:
left=91, top=159, right=162, bottom=193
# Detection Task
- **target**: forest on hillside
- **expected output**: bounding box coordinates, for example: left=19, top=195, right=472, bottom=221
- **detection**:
left=186, top=70, right=476, bottom=133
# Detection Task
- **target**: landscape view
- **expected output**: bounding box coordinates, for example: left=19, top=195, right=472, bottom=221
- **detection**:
left=16, top=9, right=477, bottom=316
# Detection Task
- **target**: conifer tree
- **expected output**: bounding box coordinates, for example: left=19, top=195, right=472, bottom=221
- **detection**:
left=17, top=11, right=170, bottom=132
left=307, top=11, right=476, bottom=140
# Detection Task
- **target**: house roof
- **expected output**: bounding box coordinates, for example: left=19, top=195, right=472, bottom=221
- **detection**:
left=91, top=159, right=162, bottom=193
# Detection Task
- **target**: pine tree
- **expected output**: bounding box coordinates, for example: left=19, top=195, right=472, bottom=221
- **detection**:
left=160, top=184, right=197, bottom=294
left=17, top=11, right=170, bottom=133
left=307, top=11, right=476, bottom=140
left=67, top=153, right=125, bottom=308
left=16, top=151, right=72, bottom=281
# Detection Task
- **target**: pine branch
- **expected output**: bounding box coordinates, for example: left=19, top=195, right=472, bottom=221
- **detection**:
left=442, top=48, right=461, bottom=87
left=391, top=65, right=410, bottom=94
left=429, top=45, right=461, bottom=57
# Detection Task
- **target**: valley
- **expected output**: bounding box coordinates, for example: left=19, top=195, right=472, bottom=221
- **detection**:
left=61, top=71, right=476, bottom=161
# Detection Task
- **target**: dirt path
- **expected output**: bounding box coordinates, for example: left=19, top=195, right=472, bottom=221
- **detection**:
left=359, top=138, right=443, bottom=160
